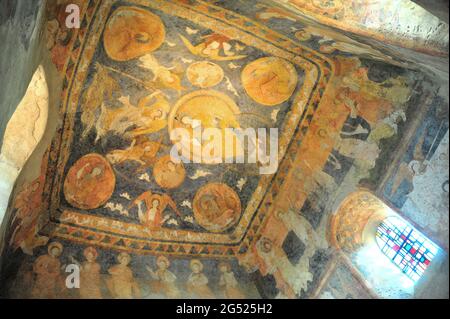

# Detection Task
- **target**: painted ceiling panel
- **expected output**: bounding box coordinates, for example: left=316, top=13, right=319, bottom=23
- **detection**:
left=0, top=0, right=447, bottom=299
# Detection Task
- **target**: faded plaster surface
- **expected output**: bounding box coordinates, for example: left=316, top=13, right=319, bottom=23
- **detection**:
left=402, top=132, right=449, bottom=248
left=1, top=66, right=49, bottom=171
left=278, top=0, right=449, bottom=55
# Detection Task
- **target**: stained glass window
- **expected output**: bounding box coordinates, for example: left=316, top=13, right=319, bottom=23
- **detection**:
left=376, top=217, right=439, bottom=282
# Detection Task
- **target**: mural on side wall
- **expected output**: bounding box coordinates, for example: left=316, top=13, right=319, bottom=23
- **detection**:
left=0, top=0, right=445, bottom=299
left=318, top=258, right=373, bottom=299
left=383, top=98, right=449, bottom=249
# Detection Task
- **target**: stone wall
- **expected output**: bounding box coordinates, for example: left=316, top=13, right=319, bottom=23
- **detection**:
left=0, top=0, right=62, bottom=276
left=0, top=0, right=46, bottom=147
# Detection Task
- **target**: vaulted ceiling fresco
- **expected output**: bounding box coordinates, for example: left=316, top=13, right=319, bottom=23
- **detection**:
left=0, top=0, right=448, bottom=299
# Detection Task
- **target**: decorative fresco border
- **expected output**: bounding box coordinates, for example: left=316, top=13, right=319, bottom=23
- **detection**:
left=42, top=0, right=100, bottom=213
left=42, top=0, right=335, bottom=257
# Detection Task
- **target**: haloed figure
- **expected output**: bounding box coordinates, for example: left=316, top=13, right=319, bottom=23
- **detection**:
left=107, top=252, right=141, bottom=299
left=147, top=256, right=180, bottom=298
left=31, top=242, right=65, bottom=299
left=218, top=262, right=245, bottom=299
left=80, top=247, right=103, bottom=299
left=129, top=191, right=182, bottom=229
left=186, top=259, right=215, bottom=299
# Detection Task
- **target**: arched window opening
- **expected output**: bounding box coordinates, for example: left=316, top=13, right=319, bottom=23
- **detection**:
left=332, top=191, right=445, bottom=298
left=376, top=217, right=439, bottom=282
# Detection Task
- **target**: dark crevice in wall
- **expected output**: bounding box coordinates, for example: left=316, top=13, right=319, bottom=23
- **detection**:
left=413, top=0, right=449, bottom=24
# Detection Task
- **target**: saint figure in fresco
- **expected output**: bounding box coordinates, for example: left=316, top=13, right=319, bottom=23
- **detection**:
left=218, top=262, right=245, bottom=299
left=129, top=191, right=182, bottom=229
left=79, top=247, right=103, bottom=299
left=9, top=177, right=49, bottom=255
left=186, top=259, right=215, bottom=299
left=146, top=256, right=180, bottom=298
left=31, top=242, right=65, bottom=299
left=107, top=252, right=141, bottom=299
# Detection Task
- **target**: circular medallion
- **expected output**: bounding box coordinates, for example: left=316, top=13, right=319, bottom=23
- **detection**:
left=242, top=57, right=298, bottom=106
left=168, top=90, right=241, bottom=161
left=64, top=154, right=116, bottom=210
left=104, top=7, right=165, bottom=62
left=187, top=61, right=224, bottom=88
left=193, top=183, right=242, bottom=233
left=153, top=155, right=186, bottom=189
